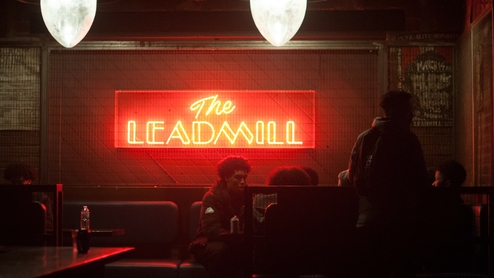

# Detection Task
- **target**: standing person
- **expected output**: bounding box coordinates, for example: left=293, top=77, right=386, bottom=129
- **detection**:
left=348, top=90, right=428, bottom=277
left=188, top=155, right=251, bottom=278
left=3, top=163, right=54, bottom=231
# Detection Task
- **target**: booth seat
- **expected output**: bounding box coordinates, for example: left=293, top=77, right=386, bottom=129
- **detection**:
left=178, top=201, right=209, bottom=278
left=62, top=189, right=491, bottom=278
left=63, top=201, right=183, bottom=278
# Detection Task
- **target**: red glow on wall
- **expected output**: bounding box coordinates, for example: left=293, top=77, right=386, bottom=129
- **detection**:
left=115, top=90, right=315, bottom=148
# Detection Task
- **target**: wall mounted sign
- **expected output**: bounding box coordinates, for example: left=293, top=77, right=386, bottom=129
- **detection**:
left=115, top=90, right=315, bottom=148
left=402, top=48, right=453, bottom=127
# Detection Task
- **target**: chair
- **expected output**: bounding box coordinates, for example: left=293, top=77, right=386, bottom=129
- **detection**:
left=247, top=186, right=359, bottom=277
left=0, top=187, right=46, bottom=246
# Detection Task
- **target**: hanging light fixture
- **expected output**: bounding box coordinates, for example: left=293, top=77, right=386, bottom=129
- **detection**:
left=250, top=0, right=307, bottom=47
left=40, top=0, right=97, bottom=48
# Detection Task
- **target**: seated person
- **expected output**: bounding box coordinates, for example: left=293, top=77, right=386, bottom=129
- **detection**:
left=188, top=155, right=251, bottom=278
left=3, top=163, right=54, bottom=231
left=0, top=191, right=46, bottom=245
left=253, top=166, right=311, bottom=227
left=252, top=166, right=313, bottom=275
left=301, top=166, right=319, bottom=186
left=432, top=159, right=467, bottom=188
left=420, top=160, right=474, bottom=273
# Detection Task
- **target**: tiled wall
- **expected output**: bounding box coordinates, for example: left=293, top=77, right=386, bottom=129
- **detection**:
left=47, top=49, right=380, bottom=186
left=0, top=47, right=40, bottom=177
left=0, top=46, right=467, bottom=187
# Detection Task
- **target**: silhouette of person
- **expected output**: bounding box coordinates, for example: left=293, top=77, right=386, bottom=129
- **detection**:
left=301, top=166, right=319, bottom=186
left=253, top=166, right=312, bottom=226
left=252, top=165, right=313, bottom=276
left=421, top=160, right=474, bottom=273
left=3, top=163, right=54, bottom=231
left=348, top=90, right=428, bottom=277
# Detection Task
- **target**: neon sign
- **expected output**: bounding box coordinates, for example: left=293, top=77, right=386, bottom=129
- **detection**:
left=115, top=90, right=315, bottom=148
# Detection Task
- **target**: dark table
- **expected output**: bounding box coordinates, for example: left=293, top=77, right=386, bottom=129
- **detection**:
left=62, top=229, right=125, bottom=237
left=0, top=246, right=134, bottom=278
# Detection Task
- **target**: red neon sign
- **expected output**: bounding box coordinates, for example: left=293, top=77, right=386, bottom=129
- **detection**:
left=115, top=90, right=315, bottom=148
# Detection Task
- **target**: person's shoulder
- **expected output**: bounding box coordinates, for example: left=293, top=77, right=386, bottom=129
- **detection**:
left=203, top=181, right=225, bottom=201
left=358, top=127, right=374, bottom=137
left=353, top=127, right=375, bottom=145
left=201, top=187, right=216, bottom=202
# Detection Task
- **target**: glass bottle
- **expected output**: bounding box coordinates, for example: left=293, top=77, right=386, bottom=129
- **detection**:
left=80, top=206, right=90, bottom=231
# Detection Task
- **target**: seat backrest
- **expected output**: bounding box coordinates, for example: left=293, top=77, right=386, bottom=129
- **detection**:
left=189, top=201, right=202, bottom=240
left=64, top=201, right=178, bottom=257
left=0, top=187, right=47, bottom=246
left=255, top=186, right=359, bottom=276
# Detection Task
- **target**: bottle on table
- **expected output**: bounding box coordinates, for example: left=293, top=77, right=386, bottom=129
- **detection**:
left=77, top=206, right=90, bottom=253
left=230, top=215, right=239, bottom=234
left=80, top=205, right=90, bottom=231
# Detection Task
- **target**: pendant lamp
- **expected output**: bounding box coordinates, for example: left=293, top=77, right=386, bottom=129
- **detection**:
left=40, top=0, right=97, bottom=48
left=250, top=0, right=307, bottom=47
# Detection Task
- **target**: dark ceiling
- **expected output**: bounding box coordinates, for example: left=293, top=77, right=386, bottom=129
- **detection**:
left=1, top=0, right=465, bottom=40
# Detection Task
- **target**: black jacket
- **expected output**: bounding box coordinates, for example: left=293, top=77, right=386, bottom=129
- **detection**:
left=348, top=117, right=427, bottom=228
left=188, top=179, right=244, bottom=253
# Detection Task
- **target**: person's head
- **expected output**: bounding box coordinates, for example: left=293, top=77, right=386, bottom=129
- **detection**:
left=432, top=160, right=467, bottom=187
left=3, top=163, right=35, bottom=185
left=216, top=155, right=251, bottom=196
left=267, top=166, right=311, bottom=186
left=379, top=90, right=416, bottom=126
left=301, top=166, right=319, bottom=186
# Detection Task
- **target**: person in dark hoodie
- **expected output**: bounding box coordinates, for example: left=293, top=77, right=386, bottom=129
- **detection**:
left=348, top=90, right=428, bottom=278
left=188, top=155, right=251, bottom=278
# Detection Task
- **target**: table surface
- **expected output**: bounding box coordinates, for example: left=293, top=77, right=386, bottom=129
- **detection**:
left=62, top=229, right=125, bottom=237
left=0, top=246, right=134, bottom=278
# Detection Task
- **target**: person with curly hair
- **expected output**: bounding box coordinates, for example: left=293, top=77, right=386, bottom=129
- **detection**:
left=251, top=165, right=312, bottom=226
left=188, top=155, right=251, bottom=278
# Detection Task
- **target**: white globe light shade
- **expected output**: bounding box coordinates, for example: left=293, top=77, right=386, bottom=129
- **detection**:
left=41, top=0, right=97, bottom=48
left=250, top=0, right=307, bottom=47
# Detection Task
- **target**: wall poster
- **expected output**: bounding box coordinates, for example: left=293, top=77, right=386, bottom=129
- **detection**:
left=389, top=46, right=454, bottom=127
left=0, top=48, right=40, bottom=130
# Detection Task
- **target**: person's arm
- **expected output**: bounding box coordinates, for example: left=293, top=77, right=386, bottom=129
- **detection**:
left=348, top=133, right=365, bottom=187
left=200, top=195, right=226, bottom=241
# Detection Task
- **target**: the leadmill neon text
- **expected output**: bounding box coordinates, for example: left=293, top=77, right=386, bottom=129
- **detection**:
left=126, top=95, right=303, bottom=146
